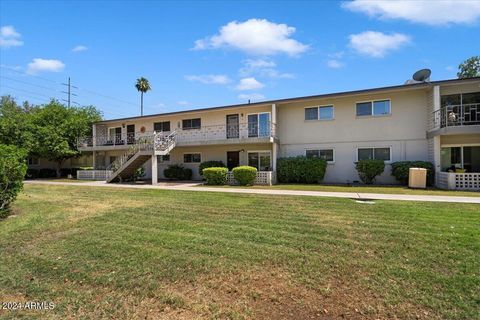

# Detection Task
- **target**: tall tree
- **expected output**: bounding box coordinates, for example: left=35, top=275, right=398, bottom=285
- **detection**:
left=29, top=100, right=102, bottom=177
left=135, top=77, right=151, bottom=116
left=457, top=56, right=480, bottom=79
left=0, top=96, right=36, bottom=150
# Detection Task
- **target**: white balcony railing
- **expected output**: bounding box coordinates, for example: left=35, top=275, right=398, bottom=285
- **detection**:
left=430, top=103, right=480, bottom=130
left=78, top=122, right=277, bottom=149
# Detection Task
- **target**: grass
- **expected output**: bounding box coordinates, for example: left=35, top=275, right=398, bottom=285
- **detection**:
left=205, top=183, right=480, bottom=197
left=0, top=184, right=479, bottom=319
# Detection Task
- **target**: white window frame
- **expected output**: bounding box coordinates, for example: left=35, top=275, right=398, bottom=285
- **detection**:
left=183, top=152, right=202, bottom=163
left=355, top=99, right=391, bottom=117
left=28, top=157, right=39, bottom=166
left=305, top=148, right=335, bottom=164
left=356, top=146, right=392, bottom=163
left=246, top=112, right=272, bottom=137
left=304, top=105, right=334, bottom=121
left=182, top=118, right=201, bottom=130
left=247, top=150, right=272, bottom=171
left=108, top=126, right=122, bottom=140
left=153, top=121, right=171, bottom=132
left=440, top=144, right=480, bottom=170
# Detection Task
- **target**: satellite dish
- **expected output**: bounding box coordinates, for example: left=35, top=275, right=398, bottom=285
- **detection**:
left=412, top=69, right=431, bottom=82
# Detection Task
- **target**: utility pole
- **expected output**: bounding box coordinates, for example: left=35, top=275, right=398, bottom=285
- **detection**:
left=62, top=77, right=78, bottom=107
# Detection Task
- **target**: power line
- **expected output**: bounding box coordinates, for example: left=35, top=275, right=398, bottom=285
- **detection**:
left=0, top=65, right=59, bottom=84
left=0, top=75, right=62, bottom=93
left=0, top=85, right=58, bottom=100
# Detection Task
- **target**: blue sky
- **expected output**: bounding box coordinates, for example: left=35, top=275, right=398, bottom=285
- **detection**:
left=1, top=0, right=479, bottom=119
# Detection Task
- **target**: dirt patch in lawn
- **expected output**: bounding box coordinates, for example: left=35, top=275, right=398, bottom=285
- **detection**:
left=152, top=267, right=430, bottom=320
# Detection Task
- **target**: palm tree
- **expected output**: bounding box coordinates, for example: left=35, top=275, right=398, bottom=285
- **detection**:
left=135, top=77, right=151, bottom=116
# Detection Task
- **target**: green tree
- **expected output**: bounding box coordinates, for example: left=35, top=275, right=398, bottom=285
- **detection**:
left=0, top=144, right=27, bottom=216
left=29, top=100, right=102, bottom=177
left=135, top=77, right=151, bottom=116
left=0, top=96, right=36, bottom=150
left=457, top=56, right=480, bottom=79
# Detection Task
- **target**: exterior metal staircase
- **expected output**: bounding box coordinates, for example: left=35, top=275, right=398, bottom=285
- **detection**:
left=106, top=131, right=176, bottom=183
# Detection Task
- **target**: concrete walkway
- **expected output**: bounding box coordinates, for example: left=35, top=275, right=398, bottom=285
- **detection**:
left=24, top=180, right=480, bottom=204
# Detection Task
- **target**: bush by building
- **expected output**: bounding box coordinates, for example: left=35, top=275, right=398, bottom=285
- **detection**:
left=355, top=159, right=385, bottom=184
left=164, top=164, right=193, bottom=180
left=277, top=156, right=327, bottom=184
left=0, top=144, right=27, bottom=217
left=391, top=161, right=435, bottom=186
left=232, top=166, right=257, bottom=186
left=202, top=167, right=228, bottom=185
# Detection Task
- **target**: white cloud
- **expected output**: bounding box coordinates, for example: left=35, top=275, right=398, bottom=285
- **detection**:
left=342, top=0, right=480, bottom=26
left=26, top=58, right=65, bottom=74
left=236, top=77, right=265, bottom=91
left=72, top=45, right=88, bottom=52
left=193, top=19, right=308, bottom=56
left=0, top=25, right=23, bottom=48
left=349, top=31, right=410, bottom=58
left=177, top=101, right=190, bottom=106
left=239, top=59, right=294, bottom=79
left=185, top=74, right=231, bottom=85
left=238, top=93, right=265, bottom=101
left=327, top=59, right=344, bottom=68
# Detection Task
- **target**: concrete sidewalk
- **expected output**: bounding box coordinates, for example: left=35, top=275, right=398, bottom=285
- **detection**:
left=24, top=180, right=480, bottom=204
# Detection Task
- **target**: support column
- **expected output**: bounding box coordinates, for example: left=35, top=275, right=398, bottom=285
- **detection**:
left=433, top=136, right=441, bottom=187
left=271, top=103, right=277, bottom=136
left=151, top=154, right=158, bottom=185
left=92, top=124, right=97, bottom=147
left=272, top=143, right=278, bottom=172
left=92, top=151, right=96, bottom=169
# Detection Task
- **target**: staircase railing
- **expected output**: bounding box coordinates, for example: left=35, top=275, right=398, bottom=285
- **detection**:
left=107, top=131, right=176, bottom=173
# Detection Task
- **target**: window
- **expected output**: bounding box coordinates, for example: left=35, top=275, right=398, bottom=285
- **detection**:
left=248, top=152, right=271, bottom=171
left=182, top=118, right=201, bottom=130
left=357, top=147, right=391, bottom=161
left=248, top=113, right=271, bottom=137
left=305, top=106, right=334, bottom=120
left=154, top=121, right=170, bottom=132
left=183, top=153, right=201, bottom=163
left=28, top=157, right=39, bottom=166
left=305, top=107, right=318, bottom=120
left=356, top=100, right=391, bottom=117
left=157, top=154, right=170, bottom=163
left=306, top=149, right=334, bottom=162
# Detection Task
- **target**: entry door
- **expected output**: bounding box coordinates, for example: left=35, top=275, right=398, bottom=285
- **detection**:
left=226, top=114, right=239, bottom=139
left=227, top=151, right=240, bottom=170
left=127, top=124, right=135, bottom=144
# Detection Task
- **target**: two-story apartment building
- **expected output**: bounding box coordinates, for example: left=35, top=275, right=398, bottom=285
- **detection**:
left=62, top=76, right=479, bottom=189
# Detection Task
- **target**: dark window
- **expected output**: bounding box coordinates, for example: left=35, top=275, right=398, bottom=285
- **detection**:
left=154, top=121, right=170, bottom=132
left=462, top=92, right=480, bottom=104
left=356, top=102, right=372, bottom=116
left=306, top=149, right=334, bottom=162
left=182, top=118, right=201, bottom=130
left=358, top=147, right=390, bottom=161
left=441, top=94, right=461, bottom=106
left=157, top=154, right=170, bottom=163
left=305, top=107, right=318, bottom=120
left=184, top=153, right=201, bottom=163
left=28, top=157, right=39, bottom=165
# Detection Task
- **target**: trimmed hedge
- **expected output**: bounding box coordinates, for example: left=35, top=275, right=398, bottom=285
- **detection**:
left=391, top=161, right=435, bottom=186
left=199, top=161, right=226, bottom=175
left=38, top=168, right=57, bottom=178
left=203, top=167, right=228, bottom=185
left=232, top=166, right=257, bottom=186
left=164, top=164, right=192, bottom=180
left=0, top=144, right=27, bottom=217
left=356, top=159, right=385, bottom=184
left=277, top=156, right=327, bottom=184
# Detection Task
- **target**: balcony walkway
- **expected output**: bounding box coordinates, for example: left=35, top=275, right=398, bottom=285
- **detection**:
left=25, top=180, right=480, bottom=204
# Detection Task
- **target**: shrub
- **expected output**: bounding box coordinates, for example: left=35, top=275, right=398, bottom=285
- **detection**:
left=356, top=159, right=385, bottom=184
left=25, top=168, right=39, bottom=179
left=0, top=144, right=27, bottom=217
left=133, top=167, right=145, bottom=182
left=391, top=161, right=435, bottom=186
left=38, top=168, right=57, bottom=178
left=199, top=161, right=226, bottom=176
left=232, top=166, right=257, bottom=186
left=164, top=164, right=192, bottom=180
left=203, top=167, right=228, bottom=185
left=277, top=156, right=327, bottom=184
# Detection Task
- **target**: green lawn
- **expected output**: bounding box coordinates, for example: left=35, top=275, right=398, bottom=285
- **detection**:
left=0, top=185, right=479, bottom=319
left=207, top=183, right=480, bottom=197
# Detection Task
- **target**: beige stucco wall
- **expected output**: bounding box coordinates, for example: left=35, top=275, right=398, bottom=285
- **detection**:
left=276, top=89, right=430, bottom=183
